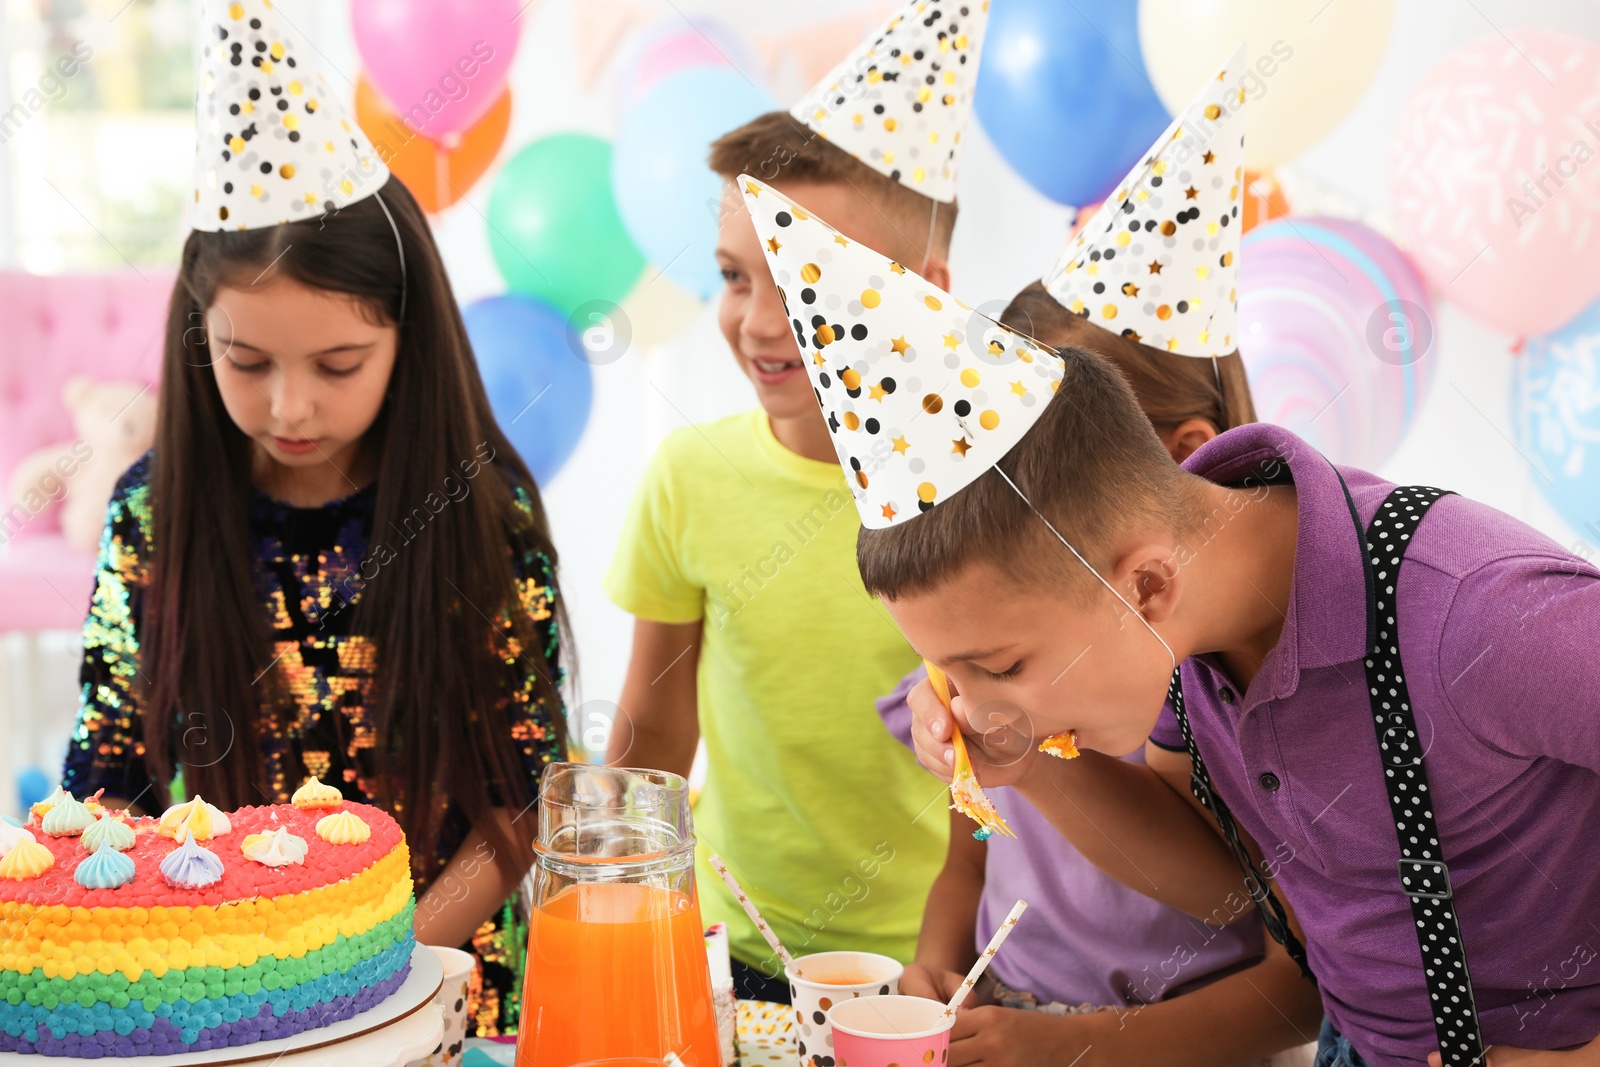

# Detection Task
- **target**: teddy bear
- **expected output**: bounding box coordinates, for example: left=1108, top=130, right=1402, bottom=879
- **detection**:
left=6, top=376, right=158, bottom=553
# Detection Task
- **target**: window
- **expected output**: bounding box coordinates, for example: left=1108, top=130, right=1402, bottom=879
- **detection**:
left=1, top=0, right=195, bottom=272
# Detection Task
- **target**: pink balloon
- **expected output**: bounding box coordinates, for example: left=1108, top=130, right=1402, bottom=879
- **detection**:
left=614, top=18, right=759, bottom=115
left=638, top=32, right=725, bottom=83
left=352, top=0, right=524, bottom=141
left=1391, top=27, right=1600, bottom=337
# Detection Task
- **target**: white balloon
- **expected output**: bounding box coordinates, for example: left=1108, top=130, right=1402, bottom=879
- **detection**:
left=1138, top=0, right=1394, bottom=169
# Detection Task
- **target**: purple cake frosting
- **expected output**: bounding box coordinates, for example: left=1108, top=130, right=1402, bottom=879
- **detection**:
left=1, top=959, right=412, bottom=1059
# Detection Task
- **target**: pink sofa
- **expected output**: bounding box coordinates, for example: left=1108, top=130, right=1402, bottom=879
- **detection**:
left=0, top=269, right=172, bottom=816
left=0, top=269, right=171, bottom=632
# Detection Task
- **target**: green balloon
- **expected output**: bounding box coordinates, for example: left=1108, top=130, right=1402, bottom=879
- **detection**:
left=487, top=133, right=646, bottom=315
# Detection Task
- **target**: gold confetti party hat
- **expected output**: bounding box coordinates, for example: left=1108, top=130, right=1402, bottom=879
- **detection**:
left=739, top=174, right=1065, bottom=529
left=192, top=0, right=390, bottom=231
left=789, top=0, right=993, bottom=204
left=1042, top=45, right=1248, bottom=357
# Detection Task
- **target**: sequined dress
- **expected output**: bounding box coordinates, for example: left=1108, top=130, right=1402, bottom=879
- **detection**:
left=62, top=453, right=563, bottom=1037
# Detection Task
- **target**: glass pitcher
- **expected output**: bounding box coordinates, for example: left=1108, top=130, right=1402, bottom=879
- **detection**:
left=515, top=764, right=722, bottom=1067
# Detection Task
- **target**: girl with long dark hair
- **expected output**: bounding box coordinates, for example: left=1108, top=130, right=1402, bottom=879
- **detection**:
left=61, top=0, right=565, bottom=1036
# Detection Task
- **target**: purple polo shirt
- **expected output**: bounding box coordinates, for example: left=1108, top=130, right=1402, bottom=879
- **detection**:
left=878, top=671, right=1264, bottom=1007
left=1148, top=423, right=1600, bottom=1064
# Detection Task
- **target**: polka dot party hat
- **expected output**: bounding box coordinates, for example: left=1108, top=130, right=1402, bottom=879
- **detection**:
left=788, top=0, right=992, bottom=204
left=1041, top=45, right=1248, bottom=358
left=738, top=174, right=1065, bottom=529
left=192, top=0, right=390, bottom=231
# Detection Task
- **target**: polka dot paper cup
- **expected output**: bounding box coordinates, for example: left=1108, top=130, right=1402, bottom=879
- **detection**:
left=827, top=996, right=953, bottom=1067
left=406, top=945, right=475, bottom=1067
left=785, top=951, right=902, bottom=1067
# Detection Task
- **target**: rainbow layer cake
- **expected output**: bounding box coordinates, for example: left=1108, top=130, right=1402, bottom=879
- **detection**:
left=0, top=782, right=415, bottom=1058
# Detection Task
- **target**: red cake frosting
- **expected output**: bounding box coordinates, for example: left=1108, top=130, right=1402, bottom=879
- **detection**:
left=0, top=802, right=401, bottom=909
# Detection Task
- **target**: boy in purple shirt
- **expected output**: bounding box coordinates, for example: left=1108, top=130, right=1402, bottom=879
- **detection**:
left=735, top=158, right=1600, bottom=1064
left=879, top=412, right=1600, bottom=1066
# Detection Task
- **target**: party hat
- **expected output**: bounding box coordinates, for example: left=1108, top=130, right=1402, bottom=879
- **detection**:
left=1041, top=46, right=1248, bottom=357
left=738, top=174, right=1064, bottom=529
left=789, top=0, right=992, bottom=203
left=193, top=0, right=390, bottom=231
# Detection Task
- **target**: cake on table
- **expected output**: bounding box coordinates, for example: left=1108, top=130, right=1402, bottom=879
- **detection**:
left=0, top=779, right=416, bottom=1058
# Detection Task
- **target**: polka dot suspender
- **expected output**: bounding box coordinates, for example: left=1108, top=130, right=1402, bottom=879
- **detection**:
left=1169, top=482, right=1486, bottom=1064
left=1167, top=669, right=1314, bottom=982
left=1362, top=485, right=1485, bottom=1066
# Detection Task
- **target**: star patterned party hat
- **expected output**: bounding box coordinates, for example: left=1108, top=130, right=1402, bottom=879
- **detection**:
left=789, top=0, right=992, bottom=204
left=738, top=174, right=1065, bottom=529
left=193, top=0, right=390, bottom=231
left=1041, top=46, right=1249, bottom=358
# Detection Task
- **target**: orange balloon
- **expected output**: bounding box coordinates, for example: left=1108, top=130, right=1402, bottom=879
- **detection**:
left=355, top=77, right=511, bottom=213
left=1241, top=170, right=1290, bottom=233
left=1068, top=200, right=1104, bottom=239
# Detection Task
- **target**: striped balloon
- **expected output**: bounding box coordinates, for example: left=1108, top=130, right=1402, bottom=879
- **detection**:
left=1238, top=218, right=1437, bottom=468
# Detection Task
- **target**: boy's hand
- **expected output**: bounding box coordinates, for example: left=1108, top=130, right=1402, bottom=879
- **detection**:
left=949, top=1006, right=1101, bottom=1067
left=907, top=677, right=1040, bottom=789
left=899, top=963, right=992, bottom=1009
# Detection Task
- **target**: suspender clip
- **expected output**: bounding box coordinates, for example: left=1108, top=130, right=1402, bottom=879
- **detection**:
left=1398, top=857, right=1454, bottom=901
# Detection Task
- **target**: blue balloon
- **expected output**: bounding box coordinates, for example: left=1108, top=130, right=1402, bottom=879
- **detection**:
left=464, top=295, right=594, bottom=487
left=1512, top=293, right=1600, bottom=539
left=974, top=0, right=1171, bottom=206
left=18, top=766, right=51, bottom=814
left=612, top=66, right=778, bottom=299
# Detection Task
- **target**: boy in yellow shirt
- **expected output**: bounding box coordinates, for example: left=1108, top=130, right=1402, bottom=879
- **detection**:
left=604, top=0, right=989, bottom=1000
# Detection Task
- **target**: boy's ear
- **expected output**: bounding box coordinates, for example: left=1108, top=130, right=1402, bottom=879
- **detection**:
left=1115, top=541, right=1183, bottom=626
left=1161, top=418, right=1218, bottom=463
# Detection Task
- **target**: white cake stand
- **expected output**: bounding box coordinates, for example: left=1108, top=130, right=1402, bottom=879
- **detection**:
left=0, top=945, right=444, bottom=1067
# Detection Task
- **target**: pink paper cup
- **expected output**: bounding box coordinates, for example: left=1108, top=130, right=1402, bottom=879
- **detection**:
left=827, top=996, right=954, bottom=1067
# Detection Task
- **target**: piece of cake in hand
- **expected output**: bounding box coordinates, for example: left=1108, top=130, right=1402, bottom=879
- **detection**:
left=925, top=662, right=1016, bottom=841
left=0, top=790, right=415, bottom=1058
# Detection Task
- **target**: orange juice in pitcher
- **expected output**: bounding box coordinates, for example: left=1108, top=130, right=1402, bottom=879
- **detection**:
left=516, top=765, right=721, bottom=1066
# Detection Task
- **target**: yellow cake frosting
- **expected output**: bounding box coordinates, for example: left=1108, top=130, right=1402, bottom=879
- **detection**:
left=157, top=795, right=233, bottom=841
left=291, top=776, right=344, bottom=809
left=314, top=810, right=371, bottom=844
left=0, top=839, right=55, bottom=881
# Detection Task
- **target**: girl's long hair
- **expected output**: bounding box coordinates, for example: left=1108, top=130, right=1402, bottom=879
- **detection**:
left=145, top=175, right=566, bottom=883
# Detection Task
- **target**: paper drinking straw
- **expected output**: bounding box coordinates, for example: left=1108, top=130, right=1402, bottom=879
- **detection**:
left=946, top=899, right=1029, bottom=1014
left=707, top=853, right=795, bottom=970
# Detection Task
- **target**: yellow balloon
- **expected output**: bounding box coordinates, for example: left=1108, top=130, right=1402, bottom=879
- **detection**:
left=1137, top=0, right=1394, bottom=169
left=618, top=273, right=704, bottom=350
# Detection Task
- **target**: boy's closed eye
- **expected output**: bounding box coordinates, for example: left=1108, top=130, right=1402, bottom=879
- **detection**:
left=982, top=661, right=1022, bottom=681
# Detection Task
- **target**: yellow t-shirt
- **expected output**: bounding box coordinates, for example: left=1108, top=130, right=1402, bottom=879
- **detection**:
left=605, top=409, right=948, bottom=973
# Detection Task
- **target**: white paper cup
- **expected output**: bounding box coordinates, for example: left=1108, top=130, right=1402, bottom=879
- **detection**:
left=784, top=951, right=902, bottom=1067
left=405, top=945, right=476, bottom=1067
